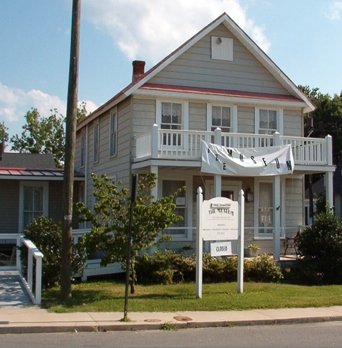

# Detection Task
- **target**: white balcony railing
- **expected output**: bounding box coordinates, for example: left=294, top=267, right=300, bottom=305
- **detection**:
left=135, top=124, right=332, bottom=167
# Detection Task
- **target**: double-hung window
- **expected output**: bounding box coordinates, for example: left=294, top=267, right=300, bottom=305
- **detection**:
left=259, top=109, right=277, bottom=134
left=93, top=121, right=100, bottom=163
left=20, top=182, right=48, bottom=232
left=80, top=130, right=86, bottom=167
left=211, top=106, right=231, bottom=133
left=160, top=102, right=182, bottom=147
left=109, top=109, right=118, bottom=157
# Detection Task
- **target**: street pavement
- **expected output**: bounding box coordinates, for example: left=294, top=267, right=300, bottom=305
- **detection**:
left=2, top=270, right=342, bottom=334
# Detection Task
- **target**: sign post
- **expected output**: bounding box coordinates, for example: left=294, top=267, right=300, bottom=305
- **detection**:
left=196, top=187, right=203, bottom=298
left=196, top=187, right=244, bottom=298
left=237, top=189, right=244, bottom=293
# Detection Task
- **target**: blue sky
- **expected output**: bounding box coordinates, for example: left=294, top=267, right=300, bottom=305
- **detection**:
left=1, top=0, right=342, bottom=139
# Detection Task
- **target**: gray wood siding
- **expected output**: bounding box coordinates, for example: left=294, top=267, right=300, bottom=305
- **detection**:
left=284, top=109, right=303, bottom=137
left=285, top=177, right=303, bottom=226
left=149, top=24, right=290, bottom=96
left=84, top=98, right=132, bottom=208
left=238, top=106, right=254, bottom=133
left=48, top=182, right=64, bottom=224
left=132, top=98, right=156, bottom=137
left=0, top=180, right=19, bottom=233
left=189, top=102, right=206, bottom=130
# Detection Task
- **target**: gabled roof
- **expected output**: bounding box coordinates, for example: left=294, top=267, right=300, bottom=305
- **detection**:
left=78, top=13, right=314, bottom=129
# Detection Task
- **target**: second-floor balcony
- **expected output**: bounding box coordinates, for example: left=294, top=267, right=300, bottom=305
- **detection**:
left=134, top=124, right=333, bottom=169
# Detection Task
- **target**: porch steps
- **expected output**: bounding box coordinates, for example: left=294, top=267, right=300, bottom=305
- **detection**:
left=0, top=271, right=32, bottom=307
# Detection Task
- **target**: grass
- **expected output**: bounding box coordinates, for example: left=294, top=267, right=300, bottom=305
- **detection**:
left=43, top=281, right=342, bottom=313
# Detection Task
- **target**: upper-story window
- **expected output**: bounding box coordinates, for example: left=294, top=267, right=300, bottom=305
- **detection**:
left=259, top=109, right=277, bottom=134
left=93, top=121, right=100, bottom=163
left=161, top=102, right=182, bottom=130
left=80, top=130, right=86, bottom=167
left=156, top=101, right=189, bottom=148
left=211, top=106, right=231, bottom=133
left=109, top=109, right=118, bottom=157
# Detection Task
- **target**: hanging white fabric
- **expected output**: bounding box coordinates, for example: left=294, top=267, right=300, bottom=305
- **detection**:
left=201, top=140, right=294, bottom=176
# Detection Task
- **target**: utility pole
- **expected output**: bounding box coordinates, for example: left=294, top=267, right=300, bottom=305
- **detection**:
left=61, top=0, right=81, bottom=299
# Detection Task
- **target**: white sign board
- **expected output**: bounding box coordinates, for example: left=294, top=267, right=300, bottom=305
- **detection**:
left=201, top=197, right=238, bottom=241
left=210, top=241, right=232, bottom=256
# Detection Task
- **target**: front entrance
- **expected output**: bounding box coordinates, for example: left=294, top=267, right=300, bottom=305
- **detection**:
left=207, top=180, right=242, bottom=201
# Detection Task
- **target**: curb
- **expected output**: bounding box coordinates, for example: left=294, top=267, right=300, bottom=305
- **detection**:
left=2, top=315, right=342, bottom=334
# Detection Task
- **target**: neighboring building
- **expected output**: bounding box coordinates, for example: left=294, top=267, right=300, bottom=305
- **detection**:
left=75, top=13, right=335, bottom=260
left=0, top=149, right=83, bottom=266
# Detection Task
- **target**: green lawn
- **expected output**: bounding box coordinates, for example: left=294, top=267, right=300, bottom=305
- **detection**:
left=43, top=281, right=342, bottom=313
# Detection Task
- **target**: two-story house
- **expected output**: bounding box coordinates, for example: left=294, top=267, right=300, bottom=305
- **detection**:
left=75, top=13, right=334, bottom=261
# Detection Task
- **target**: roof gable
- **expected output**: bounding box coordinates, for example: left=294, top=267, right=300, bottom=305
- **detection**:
left=78, top=13, right=314, bottom=129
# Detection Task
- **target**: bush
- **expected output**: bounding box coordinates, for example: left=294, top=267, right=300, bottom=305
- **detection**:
left=297, top=211, right=342, bottom=284
left=244, top=254, right=283, bottom=282
left=23, top=216, right=86, bottom=288
left=136, top=251, right=282, bottom=285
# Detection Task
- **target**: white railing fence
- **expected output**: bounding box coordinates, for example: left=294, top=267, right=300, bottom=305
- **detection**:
left=135, top=126, right=331, bottom=166
left=20, top=237, right=43, bottom=305
left=0, top=234, right=43, bottom=305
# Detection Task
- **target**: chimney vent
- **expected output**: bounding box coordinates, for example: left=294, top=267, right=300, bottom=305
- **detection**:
left=132, top=60, right=145, bottom=82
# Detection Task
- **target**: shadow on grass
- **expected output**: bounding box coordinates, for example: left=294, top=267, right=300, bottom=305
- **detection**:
left=42, top=289, right=120, bottom=309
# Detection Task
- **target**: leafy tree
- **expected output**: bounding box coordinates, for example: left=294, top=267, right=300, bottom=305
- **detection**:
left=0, top=121, right=9, bottom=143
left=76, top=173, right=182, bottom=294
left=299, top=86, right=342, bottom=162
left=10, top=108, right=65, bottom=167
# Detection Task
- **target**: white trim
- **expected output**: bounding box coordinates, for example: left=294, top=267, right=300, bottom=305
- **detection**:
left=19, top=181, right=49, bottom=233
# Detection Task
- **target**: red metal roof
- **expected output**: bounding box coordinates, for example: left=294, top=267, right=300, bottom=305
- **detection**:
left=0, top=167, right=64, bottom=179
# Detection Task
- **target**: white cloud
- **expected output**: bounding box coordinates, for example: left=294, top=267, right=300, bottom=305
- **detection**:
left=326, top=1, right=342, bottom=20
left=83, top=0, right=271, bottom=64
left=0, top=83, right=98, bottom=136
left=0, top=83, right=67, bottom=138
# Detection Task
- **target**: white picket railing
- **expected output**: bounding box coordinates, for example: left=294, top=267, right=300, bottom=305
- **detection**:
left=0, top=234, right=43, bottom=305
left=135, top=125, right=332, bottom=166
left=20, top=238, right=43, bottom=305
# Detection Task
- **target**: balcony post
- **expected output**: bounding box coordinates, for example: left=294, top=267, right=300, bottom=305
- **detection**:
left=214, top=128, right=222, bottom=197
left=273, top=131, right=281, bottom=146
left=273, top=132, right=281, bottom=260
left=325, top=135, right=334, bottom=209
left=151, top=124, right=159, bottom=158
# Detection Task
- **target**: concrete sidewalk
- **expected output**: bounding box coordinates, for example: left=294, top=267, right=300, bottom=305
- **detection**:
left=1, top=306, right=342, bottom=334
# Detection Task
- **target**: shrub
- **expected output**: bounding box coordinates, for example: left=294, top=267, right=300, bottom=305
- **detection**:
left=244, top=254, right=283, bottom=282
left=23, top=216, right=86, bottom=288
left=296, top=211, right=342, bottom=284
left=136, top=251, right=282, bottom=284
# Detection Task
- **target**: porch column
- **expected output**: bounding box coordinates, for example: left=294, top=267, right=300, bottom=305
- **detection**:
left=273, top=175, right=281, bottom=261
left=325, top=171, right=334, bottom=209
left=325, top=135, right=334, bottom=209
left=214, top=127, right=222, bottom=197
left=151, top=124, right=159, bottom=158
left=151, top=165, right=158, bottom=200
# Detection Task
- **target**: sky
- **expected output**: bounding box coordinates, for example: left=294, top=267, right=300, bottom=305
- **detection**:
left=1, top=0, right=342, bottom=139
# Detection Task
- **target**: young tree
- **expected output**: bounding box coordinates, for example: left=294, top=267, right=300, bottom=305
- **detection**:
left=0, top=121, right=9, bottom=142
left=76, top=173, right=182, bottom=294
left=10, top=108, right=65, bottom=167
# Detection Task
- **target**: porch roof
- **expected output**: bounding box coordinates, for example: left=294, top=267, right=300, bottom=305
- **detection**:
left=139, top=83, right=304, bottom=104
left=0, top=167, right=84, bottom=181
